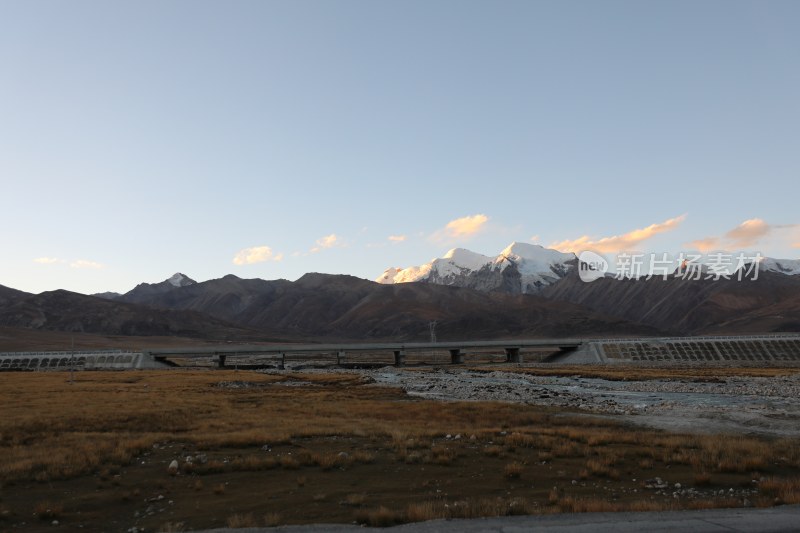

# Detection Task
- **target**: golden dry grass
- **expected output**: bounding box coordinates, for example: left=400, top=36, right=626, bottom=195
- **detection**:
left=369, top=496, right=541, bottom=526
left=504, top=461, right=524, bottom=478
left=226, top=512, right=257, bottom=528
left=263, top=512, right=281, bottom=527
left=2, top=370, right=799, bottom=485
left=2, top=369, right=800, bottom=529
left=760, top=477, right=800, bottom=504
left=32, top=500, right=63, bottom=520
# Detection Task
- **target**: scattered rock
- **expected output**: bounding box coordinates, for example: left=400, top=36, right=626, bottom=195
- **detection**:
left=644, top=477, right=668, bottom=489
left=167, top=460, right=179, bottom=475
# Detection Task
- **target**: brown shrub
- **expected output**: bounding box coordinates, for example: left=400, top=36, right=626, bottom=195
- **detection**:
left=354, top=506, right=404, bottom=527
left=226, top=513, right=257, bottom=528
left=504, top=461, right=524, bottom=479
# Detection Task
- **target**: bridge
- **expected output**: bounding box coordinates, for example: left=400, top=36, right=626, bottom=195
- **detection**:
left=143, top=338, right=584, bottom=368
left=3, top=334, right=800, bottom=371
left=144, top=334, right=800, bottom=367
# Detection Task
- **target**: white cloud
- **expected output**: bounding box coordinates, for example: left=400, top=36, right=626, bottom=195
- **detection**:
left=310, top=233, right=343, bottom=253
left=233, top=246, right=281, bottom=265
left=70, top=259, right=105, bottom=269
left=429, top=214, right=489, bottom=243
left=530, top=235, right=540, bottom=243
left=551, top=215, right=687, bottom=254
left=35, top=256, right=104, bottom=269
left=388, top=235, right=407, bottom=243
left=33, top=257, right=64, bottom=264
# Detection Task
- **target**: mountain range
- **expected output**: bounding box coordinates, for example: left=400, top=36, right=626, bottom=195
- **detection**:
left=377, top=242, right=576, bottom=294
left=1, top=242, right=799, bottom=348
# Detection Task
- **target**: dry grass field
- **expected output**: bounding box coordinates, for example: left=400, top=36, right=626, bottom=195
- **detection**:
left=1, top=369, right=799, bottom=531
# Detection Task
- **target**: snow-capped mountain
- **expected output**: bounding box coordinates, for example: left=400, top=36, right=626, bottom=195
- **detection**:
left=117, top=272, right=198, bottom=304
left=377, top=242, right=577, bottom=294
left=166, top=272, right=195, bottom=287
left=760, top=258, right=800, bottom=276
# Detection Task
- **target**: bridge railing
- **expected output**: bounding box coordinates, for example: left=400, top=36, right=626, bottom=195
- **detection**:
left=0, top=349, right=135, bottom=358
left=587, top=334, right=800, bottom=344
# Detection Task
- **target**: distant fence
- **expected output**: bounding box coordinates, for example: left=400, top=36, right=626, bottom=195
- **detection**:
left=597, top=337, right=800, bottom=363
left=0, top=350, right=146, bottom=371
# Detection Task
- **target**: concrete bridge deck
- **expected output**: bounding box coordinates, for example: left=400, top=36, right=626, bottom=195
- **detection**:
left=144, top=338, right=584, bottom=368
left=3, top=334, right=800, bottom=371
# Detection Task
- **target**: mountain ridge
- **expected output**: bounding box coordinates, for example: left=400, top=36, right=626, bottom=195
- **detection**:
left=378, top=242, right=577, bottom=294
left=0, top=273, right=660, bottom=344
left=3, top=245, right=800, bottom=347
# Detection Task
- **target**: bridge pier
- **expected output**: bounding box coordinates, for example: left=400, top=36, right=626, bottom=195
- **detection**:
left=337, top=350, right=345, bottom=366
left=217, top=354, right=227, bottom=368
left=278, top=353, right=286, bottom=370
left=394, top=350, right=405, bottom=367
left=449, top=349, right=464, bottom=364
left=505, top=347, right=522, bottom=363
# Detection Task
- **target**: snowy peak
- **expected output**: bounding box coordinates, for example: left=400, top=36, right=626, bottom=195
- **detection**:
left=496, top=242, right=576, bottom=275
left=377, top=248, right=493, bottom=285
left=759, top=258, right=800, bottom=276
left=167, top=272, right=196, bottom=287
left=377, top=243, right=576, bottom=293
left=117, top=273, right=198, bottom=304
left=376, top=267, right=404, bottom=284
left=442, top=248, right=494, bottom=270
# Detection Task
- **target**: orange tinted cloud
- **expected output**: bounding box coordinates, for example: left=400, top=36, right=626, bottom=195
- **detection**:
left=686, top=218, right=773, bottom=252
left=310, top=233, right=343, bottom=253
left=430, top=214, right=489, bottom=242
left=551, top=215, right=686, bottom=254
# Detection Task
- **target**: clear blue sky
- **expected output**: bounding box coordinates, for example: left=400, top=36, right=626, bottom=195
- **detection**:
left=2, top=0, right=798, bottom=294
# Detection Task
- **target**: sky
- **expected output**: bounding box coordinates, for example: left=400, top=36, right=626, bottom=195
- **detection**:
left=1, top=0, right=799, bottom=295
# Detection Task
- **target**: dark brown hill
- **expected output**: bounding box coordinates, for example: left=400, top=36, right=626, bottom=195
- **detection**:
left=0, top=284, right=30, bottom=308
left=118, top=273, right=197, bottom=304
left=0, top=289, right=264, bottom=340
left=541, top=270, right=800, bottom=335
left=119, top=274, right=293, bottom=323
left=121, top=272, right=660, bottom=341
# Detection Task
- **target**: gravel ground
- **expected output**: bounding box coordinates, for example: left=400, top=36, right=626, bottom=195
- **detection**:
left=267, top=366, right=800, bottom=437
left=194, top=505, right=800, bottom=533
